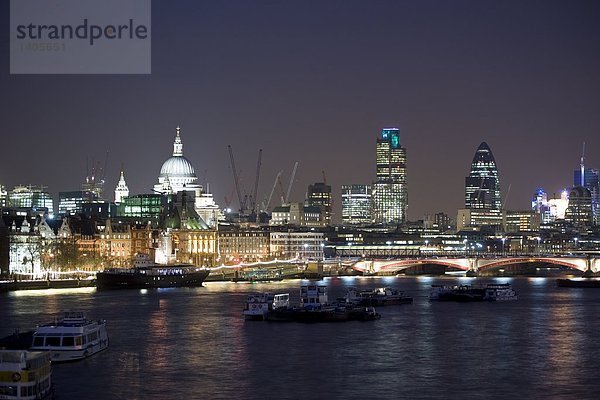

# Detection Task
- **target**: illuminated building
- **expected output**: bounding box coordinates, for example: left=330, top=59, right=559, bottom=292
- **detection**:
left=59, top=190, right=97, bottom=215
left=465, top=142, right=502, bottom=210
left=117, top=194, right=166, bottom=222
left=8, top=217, right=42, bottom=276
left=372, top=128, right=407, bottom=224
left=0, top=216, right=8, bottom=277
left=217, top=226, right=270, bottom=263
left=153, top=126, right=220, bottom=226
left=564, top=186, right=593, bottom=229
left=532, top=188, right=569, bottom=224
left=503, top=210, right=541, bottom=233
left=305, top=182, right=332, bottom=225
left=270, top=203, right=324, bottom=227
left=0, top=185, right=7, bottom=207
left=114, top=169, right=130, bottom=204
left=574, top=162, right=599, bottom=225
left=8, top=185, right=54, bottom=216
left=155, top=191, right=217, bottom=266
left=269, top=231, right=324, bottom=260
left=98, top=219, right=132, bottom=268
left=131, top=224, right=159, bottom=260
left=548, top=190, right=569, bottom=220
left=341, top=184, right=372, bottom=225
left=456, top=208, right=503, bottom=231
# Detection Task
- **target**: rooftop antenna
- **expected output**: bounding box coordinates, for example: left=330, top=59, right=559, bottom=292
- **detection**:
left=580, top=142, right=586, bottom=187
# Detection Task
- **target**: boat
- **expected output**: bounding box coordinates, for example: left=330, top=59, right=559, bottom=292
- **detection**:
left=429, top=285, right=485, bottom=302
left=0, top=350, right=54, bottom=399
left=243, top=293, right=275, bottom=321
left=344, top=287, right=413, bottom=306
left=29, top=312, right=109, bottom=362
left=0, top=330, right=34, bottom=350
left=265, top=285, right=381, bottom=322
left=557, top=278, right=600, bottom=288
left=430, top=283, right=517, bottom=302
left=96, top=254, right=210, bottom=290
left=483, top=283, right=518, bottom=300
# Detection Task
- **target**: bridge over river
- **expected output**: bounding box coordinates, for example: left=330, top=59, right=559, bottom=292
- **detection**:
left=351, top=255, right=600, bottom=276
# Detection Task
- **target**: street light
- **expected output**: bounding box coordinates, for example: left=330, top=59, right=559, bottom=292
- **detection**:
left=501, top=237, right=506, bottom=255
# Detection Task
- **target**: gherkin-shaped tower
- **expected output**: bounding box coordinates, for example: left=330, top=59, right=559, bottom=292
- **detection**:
left=465, top=142, right=502, bottom=210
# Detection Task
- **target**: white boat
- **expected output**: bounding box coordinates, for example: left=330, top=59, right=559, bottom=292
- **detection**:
left=483, top=283, right=518, bottom=301
left=30, top=312, right=109, bottom=362
left=243, top=293, right=275, bottom=321
left=0, top=350, right=53, bottom=399
left=243, top=292, right=291, bottom=321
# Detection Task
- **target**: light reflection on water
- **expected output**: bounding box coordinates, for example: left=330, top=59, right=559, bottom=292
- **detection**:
left=1, top=277, right=600, bottom=399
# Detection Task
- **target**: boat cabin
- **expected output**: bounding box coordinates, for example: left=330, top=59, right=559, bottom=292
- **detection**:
left=300, top=285, right=328, bottom=309
left=0, top=350, right=53, bottom=400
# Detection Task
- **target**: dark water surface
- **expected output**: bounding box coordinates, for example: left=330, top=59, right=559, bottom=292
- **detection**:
left=2, top=276, right=600, bottom=399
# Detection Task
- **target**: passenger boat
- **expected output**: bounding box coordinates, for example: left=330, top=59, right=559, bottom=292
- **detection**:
left=243, top=293, right=275, bottom=321
left=344, top=287, right=413, bottom=306
left=0, top=350, right=53, bottom=399
left=96, top=254, right=210, bottom=290
left=430, top=283, right=517, bottom=302
left=29, top=312, right=109, bottom=362
left=556, top=278, right=600, bottom=288
left=265, top=285, right=381, bottom=322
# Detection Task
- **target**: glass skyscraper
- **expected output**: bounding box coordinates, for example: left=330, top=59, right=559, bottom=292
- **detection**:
left=341, top=184, right=372, bottom=225
left=574, top=167, right=599, bottom=225
left=465, top=142, right=502, bottom=210
left=372, top=128, right=407, bottom=224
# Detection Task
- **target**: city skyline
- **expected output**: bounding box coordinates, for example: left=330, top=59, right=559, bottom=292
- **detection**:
left=0, top=124, right=596, bottom=222
left=1, top=1, right=599, bottom=220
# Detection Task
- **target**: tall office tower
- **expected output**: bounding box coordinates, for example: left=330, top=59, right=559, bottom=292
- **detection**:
left=372, top=128, right=407, bottom=224
left=341, top=184, right=372, bottom=225
left=565, top=186, right=593, bottom=228
left=574, top=149, right=599, bottom=225
left=465, top=142, right=502, bottom=210
left=306, top=182, right=332, bottom=225
left=114, top=169, right=130, bottom=204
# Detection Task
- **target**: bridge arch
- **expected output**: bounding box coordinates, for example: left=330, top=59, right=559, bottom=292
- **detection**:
left=476, top=257, right=588, bottom=273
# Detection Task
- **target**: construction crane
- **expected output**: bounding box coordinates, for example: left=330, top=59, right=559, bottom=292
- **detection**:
left=250, top=149, right=262, bottom=216
left=277, top=174, right=286, bottom=205
left=227, top=145, right=246, bottom=215
left=265, top=170, right=283, bottom=211
left=285, top=161, right=299, bottom=204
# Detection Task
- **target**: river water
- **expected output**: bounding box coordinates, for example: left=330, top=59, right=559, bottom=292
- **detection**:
left=1, top=276, right=599, bottom=400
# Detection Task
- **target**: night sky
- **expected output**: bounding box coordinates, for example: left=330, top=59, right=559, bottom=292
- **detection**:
left=1, top=0, right=599, bottom=221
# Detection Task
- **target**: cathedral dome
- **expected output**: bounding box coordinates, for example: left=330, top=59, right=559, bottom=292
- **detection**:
left=159, top=156, right=196, bottom=178
left=157, top=126, right=197, bottom=179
